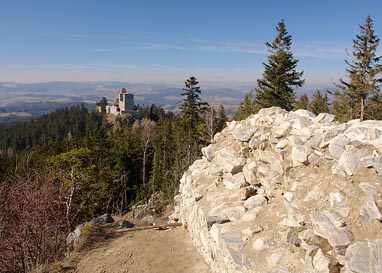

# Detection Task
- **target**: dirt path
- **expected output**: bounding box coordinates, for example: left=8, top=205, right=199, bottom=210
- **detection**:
left=60, top=222, right=211, bottom=273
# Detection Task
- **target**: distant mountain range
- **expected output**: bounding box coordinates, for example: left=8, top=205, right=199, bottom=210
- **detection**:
left=0, top=81, right=335, bottom=123
left=0, top=81, right=248, bottom=122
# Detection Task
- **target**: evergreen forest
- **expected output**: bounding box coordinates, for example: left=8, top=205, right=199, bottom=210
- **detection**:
left=0, top=77, right=227, bottom=272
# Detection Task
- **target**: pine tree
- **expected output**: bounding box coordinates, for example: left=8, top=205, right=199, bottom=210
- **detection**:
left=310, top=90, right=329, bottom=114
left=149, top=118, right=177, bottom=197
left=234, top=90, right=256, bottom=120
left=99, top=97, right=108, bottom=114
left=255, top=20, right=305, bottom=111
left=216, top=104, right=228, bottom=132
left=179, top=76, right=208, bottom=131
left=336, top=15, right=382, bottom=121
left=179, top=76, right=208, bottom=164
left=366, top=92, right=382, bottom=120
left=294, top=94, right=309, bottom=110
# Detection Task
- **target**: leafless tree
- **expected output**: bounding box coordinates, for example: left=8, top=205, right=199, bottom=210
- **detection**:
left=0, top=173, right=68, bottom=272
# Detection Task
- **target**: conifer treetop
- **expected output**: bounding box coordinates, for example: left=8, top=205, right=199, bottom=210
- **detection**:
left=255, top=19, right=305, bottom=111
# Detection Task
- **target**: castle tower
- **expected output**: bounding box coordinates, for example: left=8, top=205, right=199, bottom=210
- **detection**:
left=119, top=88, right=134, bottom=112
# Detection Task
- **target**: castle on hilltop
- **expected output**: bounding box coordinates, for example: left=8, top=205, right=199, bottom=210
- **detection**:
left=96, top=88, right=135, bottom=116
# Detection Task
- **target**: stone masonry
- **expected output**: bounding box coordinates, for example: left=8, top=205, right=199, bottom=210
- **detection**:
left=174, top=107, right=382, bottom=273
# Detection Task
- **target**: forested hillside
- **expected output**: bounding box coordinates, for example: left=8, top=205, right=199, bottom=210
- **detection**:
left=0, top=77, right=227, bottom=272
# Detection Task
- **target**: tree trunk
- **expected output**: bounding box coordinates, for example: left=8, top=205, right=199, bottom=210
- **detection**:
left=142, top=143, right=147, bottom=187
left=360, top=98, right=365, bottom=121
left=66, top=166, right=76, bottom=229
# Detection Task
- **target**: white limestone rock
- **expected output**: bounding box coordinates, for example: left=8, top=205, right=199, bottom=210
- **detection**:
left=311, top=210, right=354, bottom=249
left=329, top=192, right=351, bottom=218
left=345, top=240, right=382, bottom=273
left=242, top=161, right=258, bottom=185
left=314, top=112, right=335, bottom=124
left=241, top=206, right=263, bottom=221
left=253, top=236, right=273, bottom=251
left=359, top=182, right=378, bottom=195
left=222, top=206, right=246, bottom=222
left=210, top=223, right=222, bottom=246
left=304, top=184, right=325, bottom=202
left=313, top=248, right=331, bottom=273
left=211, top=147, right=245, bottom=174
left=276, top=139, right=289, bottom=149
left=202, top=144, right=215, bottom=161
left=244, top=195, right=267, bottom=210
left=270, top=158, right=284, bottom=175
left=334, top=179, right=359, bottom=197
left=213, top=131, right=223, bottom=143
left=283, top=192, right=294, bottom=202
left=267, top=248, right=284, bottom=267
left=360, top=195, right=382, bottom=222
left=338, top=149, right=369, bottom=175
left=177, top=108, right=382, bottom=273
left=291, top=116, right=311, bottom=131
left=273, top=121, right=291, bottom=138
left=258, top=150, right=278, bottom=164
left=232, top=123, right=257, bottom=142
left=223, top=172, right=247, bottom=189
left=308, top=152, right=321, bottom=165
left=328, top=134, right=349, bottom=158
left=257, top=107, right=287, bottom=118
left=291, top=145, right=309, bottom=167
left=237, top=187, right=252, bottom=201
left=241, top=225, right=263, bottom=238
left=344, top=124, right=382, bottom=142
left=248, top=136, right=262, bottom=149
left=362, top=156, right=382, bottom=175
left=280, top=206, right=305, bottom=227
left=292, top=109, right=316, bottom=118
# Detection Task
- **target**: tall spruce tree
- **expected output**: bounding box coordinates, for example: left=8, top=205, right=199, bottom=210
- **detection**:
left=294, top=94, right=309, bottom=110
left=179, top=76, right=208, bottom=133
left=310, top=90, right=329, bottom=115
left=234, top=90, right=256, bottom=120
left=255, top=20, right=305, bottom=111
left=366, top=92, right=382, bottom=120
left=216, top=104, right=228, bottom=132
left=99, top=97, right=108, bottom=114
left=335, top=15, right=382, bottom=121
left=179, top=76, right=208, bottom=164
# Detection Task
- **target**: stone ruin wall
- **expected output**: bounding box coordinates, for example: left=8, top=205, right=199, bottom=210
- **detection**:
left=174, top=107, right=382, bottom=273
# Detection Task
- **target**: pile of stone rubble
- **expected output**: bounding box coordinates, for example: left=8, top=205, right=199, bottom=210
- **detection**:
left=174, top=107, right=382, bottom=273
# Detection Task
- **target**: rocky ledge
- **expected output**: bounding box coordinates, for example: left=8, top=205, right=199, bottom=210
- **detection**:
left=175, top=107, right=382, bottom=273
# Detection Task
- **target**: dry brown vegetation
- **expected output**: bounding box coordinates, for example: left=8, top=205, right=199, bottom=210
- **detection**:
left=0, top=173, right=69, bottom=272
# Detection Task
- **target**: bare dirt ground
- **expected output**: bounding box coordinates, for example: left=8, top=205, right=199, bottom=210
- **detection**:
left=56, top=219, right=211, bottom=273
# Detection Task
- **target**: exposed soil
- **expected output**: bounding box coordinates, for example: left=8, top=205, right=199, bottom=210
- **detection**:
left=55, top=218, right=211, bottom=273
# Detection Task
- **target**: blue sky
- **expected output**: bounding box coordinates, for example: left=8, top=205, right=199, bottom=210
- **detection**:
left=0, top=0, right=381, bottom=90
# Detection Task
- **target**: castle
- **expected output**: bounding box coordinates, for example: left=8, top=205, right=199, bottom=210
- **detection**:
left=96, top=88, right=135, bottom=115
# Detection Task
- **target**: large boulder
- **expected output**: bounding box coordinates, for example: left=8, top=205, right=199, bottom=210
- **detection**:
left=91, top=214, right=114, bottom=224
